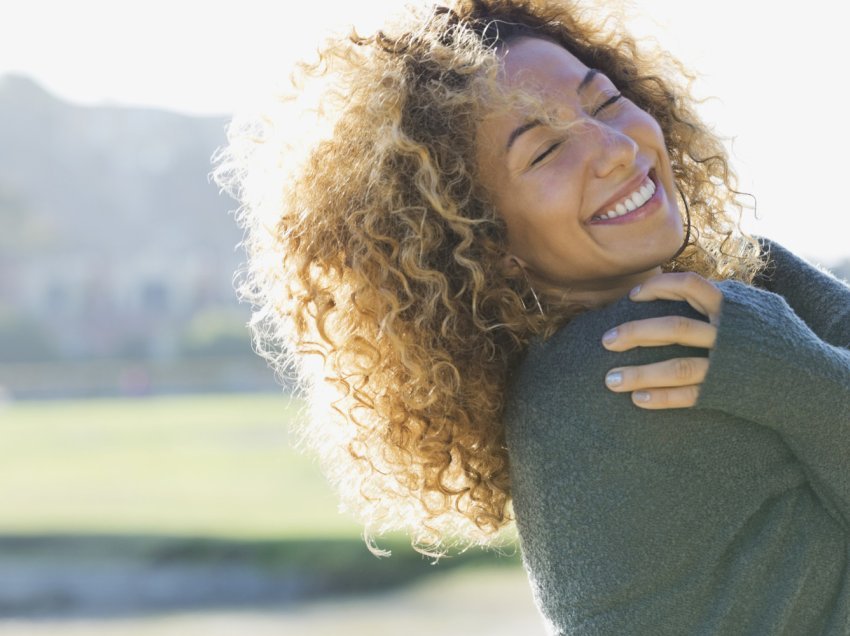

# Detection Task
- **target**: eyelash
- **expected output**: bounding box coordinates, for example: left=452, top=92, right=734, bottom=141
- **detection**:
left=530, top=92, right=624, bottom=166
left=591, top=92, right=623, bottom=117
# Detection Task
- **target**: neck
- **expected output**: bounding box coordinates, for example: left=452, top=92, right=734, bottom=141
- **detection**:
left=531, top=266, right=664, bottom=311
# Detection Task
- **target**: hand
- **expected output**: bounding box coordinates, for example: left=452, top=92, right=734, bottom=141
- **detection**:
left=601, top=272, right=723, bottom=409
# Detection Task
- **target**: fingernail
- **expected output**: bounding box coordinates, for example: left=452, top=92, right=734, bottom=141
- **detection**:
left=605, top=371, right=623, bottom=387
left=634, top=391, right=651, bottom=403
left=629, top=284, right=641, bottom=298
left=602, top=328, right=618, bottom=344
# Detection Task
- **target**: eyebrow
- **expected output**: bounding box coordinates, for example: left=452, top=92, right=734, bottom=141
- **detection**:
left=504, top=68, right=599, bottom=154
left=577, top=68, right=598, bottom=93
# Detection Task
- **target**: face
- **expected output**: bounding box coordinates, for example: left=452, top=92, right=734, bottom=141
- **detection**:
left=476, top=37, right=684, bottom=301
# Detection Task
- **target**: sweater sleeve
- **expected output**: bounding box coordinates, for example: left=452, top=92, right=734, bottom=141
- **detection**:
left=753, top=235, right=850, bottom=348
left=694, top=278, right=850, bottom=530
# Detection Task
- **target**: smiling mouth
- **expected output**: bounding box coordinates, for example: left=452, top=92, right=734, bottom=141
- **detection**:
left=589, top=170, right=661, bottom=225
left=591, top=173, right=656, bottom=223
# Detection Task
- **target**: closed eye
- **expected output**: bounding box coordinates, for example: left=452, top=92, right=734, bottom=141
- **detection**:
left=591, top=92, right=622, bottom=117
left=530, top=141, right=563, bottom=166
left=529, top=93, right=622, bottom=167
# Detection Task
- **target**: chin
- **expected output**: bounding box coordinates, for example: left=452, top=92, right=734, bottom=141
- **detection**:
left=653, top=212, right=687, bottom=260
left=621, top=236, right=685, bottom=278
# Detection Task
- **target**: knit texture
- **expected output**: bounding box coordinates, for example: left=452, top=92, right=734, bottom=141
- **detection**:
left=503, top=238, right=850, bottom=635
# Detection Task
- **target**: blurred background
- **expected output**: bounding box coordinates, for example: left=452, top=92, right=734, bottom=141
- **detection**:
left=1, top=1, right=848, bottom=634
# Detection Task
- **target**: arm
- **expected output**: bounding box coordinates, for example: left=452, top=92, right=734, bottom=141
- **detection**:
left=506, top=296, right=740, bottom=634
left=753, top=235, right=850, bottom=348
left=694, top=279, right=850, bottom=530
left=507, top=290, right=841, bottom=634
left=602, top=262, right=850, bottom=530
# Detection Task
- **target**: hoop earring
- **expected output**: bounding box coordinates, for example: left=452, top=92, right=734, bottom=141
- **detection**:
left=671, top=182, right=692, bottom=261
left=516, top=263, right=544, bottom=317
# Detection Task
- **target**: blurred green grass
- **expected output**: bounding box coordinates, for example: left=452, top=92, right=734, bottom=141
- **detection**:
left=0, top=392, right=525, bottom=625
left=0, top=393, right=363, bottom=539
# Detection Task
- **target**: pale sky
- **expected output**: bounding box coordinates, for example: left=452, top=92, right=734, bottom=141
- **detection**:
left=3, top=0, right=848, bottom=263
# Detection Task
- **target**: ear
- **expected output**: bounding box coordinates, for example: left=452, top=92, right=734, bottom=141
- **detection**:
left=500, top=254, right=528, bottom=277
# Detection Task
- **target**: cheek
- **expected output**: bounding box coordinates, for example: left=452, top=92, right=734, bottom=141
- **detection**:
left=529, top=156, right=586, bottom=212
left=624, top=109, right=675, bottom=176
left=499, top=198, right=556, bottom=260
left=633, top=110, right=667, bottom=151
left=502, top=194, right=579, bottom=256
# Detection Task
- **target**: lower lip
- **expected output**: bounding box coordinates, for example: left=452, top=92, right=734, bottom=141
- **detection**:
left=589, top=173, right=662, bottom=226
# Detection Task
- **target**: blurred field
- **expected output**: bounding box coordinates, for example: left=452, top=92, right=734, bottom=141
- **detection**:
left=0, top=393, right=358, bottom=538
left=0, top=393, right=540, bottom=634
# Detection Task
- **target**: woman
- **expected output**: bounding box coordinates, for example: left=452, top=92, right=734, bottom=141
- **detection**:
left=213, top=0, right=850, bottom=633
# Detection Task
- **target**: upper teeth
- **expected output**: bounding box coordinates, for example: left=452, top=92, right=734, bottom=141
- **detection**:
left=593, top=177, right=656, bottom=221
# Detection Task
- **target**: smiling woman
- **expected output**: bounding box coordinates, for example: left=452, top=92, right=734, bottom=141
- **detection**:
left=212, top=0, right=850, bottom=633
left=476, top=37, right=686, bottom=306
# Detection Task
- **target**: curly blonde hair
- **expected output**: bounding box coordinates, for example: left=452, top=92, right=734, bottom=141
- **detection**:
left=213, top=0, right=766, bottom=555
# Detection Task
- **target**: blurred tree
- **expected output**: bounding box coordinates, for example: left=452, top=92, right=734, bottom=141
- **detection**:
left=179, top=307, right=253, bottom=357
left=0, top=308, right=58, bottom=362
left=0, top=187, right=25, bottom=247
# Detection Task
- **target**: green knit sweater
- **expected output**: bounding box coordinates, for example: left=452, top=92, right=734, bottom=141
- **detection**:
left=503, top=238, right=850, bottom=635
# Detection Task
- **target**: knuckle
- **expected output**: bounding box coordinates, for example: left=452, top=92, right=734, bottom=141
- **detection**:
left=684, top=271, right=702, bottom=289
left=683, top=385, right=700, bottom=406
left=665, top=315, right=690, bottom=334
left=673, top=358, right=694, bottom=381
left=688, top=385, right=701, bottom=401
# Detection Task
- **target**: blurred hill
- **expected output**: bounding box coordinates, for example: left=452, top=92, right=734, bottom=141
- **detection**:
left=0, top=74, right=276, bottom=398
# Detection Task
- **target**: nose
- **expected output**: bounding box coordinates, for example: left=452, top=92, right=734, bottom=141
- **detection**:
left=587, top=121, right=639, bottom=177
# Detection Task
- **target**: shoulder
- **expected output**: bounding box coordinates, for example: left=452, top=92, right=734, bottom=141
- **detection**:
left=505, top=293, right=711, bottom=425
left=748, top=234, right=850, bottom=345
left=753, top=234, right=846, bottom=289
left=518, top=293, right=711, bottom=373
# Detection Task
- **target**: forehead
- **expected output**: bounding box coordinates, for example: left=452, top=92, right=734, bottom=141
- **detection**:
left=497, top=36, right=589, bottom=96
left=475, top=37, right=591, bottom=156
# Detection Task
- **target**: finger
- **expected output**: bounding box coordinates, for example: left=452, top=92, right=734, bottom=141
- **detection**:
left=605, top=357, right=709, bottom=393
left=602, top=315, right=717, bottom=350
left=631, top=385, right=701, bottom=409
left=630, top=272, right=723, bottom=321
